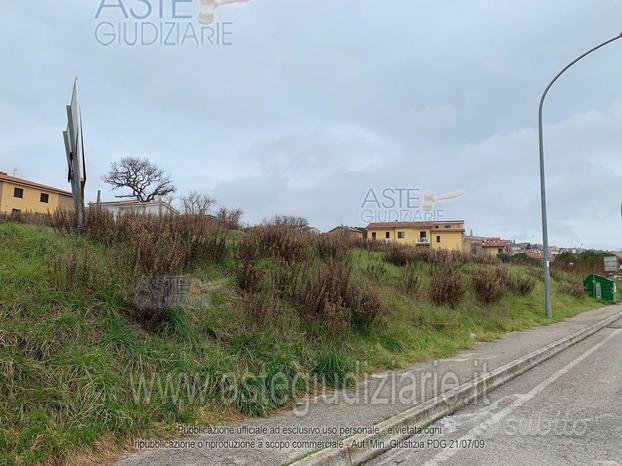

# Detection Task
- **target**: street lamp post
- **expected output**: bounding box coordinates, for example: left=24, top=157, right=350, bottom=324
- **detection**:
left=538, top=32, right=622, bottom=318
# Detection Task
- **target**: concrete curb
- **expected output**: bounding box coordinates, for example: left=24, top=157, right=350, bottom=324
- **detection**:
left=291, top=309, right=622, bottom=466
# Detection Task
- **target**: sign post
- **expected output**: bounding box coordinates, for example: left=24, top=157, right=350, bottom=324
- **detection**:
left=62, top=78, right=87, bottom=229
left=604, top=256, right=619, bottom=273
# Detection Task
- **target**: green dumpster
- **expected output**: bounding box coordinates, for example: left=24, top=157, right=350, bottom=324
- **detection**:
left=583, top=274, right=617, bottom=304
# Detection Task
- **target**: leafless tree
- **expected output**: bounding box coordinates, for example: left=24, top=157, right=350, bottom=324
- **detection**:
left=103, top=157, right=176, bottom=202
left=269, top=215, right=309, bottom=229
left=181, top=191, right=217, bottom=215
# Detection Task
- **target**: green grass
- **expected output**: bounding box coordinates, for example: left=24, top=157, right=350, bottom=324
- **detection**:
left=0, top=224, right=603, bottom=465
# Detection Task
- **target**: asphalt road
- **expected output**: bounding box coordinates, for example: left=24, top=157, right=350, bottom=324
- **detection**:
left=368, top=321, right=622, bottom=466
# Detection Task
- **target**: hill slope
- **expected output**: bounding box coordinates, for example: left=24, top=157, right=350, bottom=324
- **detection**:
left=0, top=222, right=601, bottom=465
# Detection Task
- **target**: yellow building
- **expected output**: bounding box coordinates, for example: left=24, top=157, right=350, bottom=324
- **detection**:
left=481, top=239, right=510, bottom=257
left=0, top=173, right=74, bottom=215
left=366, top=221, right=465, bottom=252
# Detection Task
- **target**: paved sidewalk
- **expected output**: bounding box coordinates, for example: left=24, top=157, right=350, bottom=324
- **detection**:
left=116, top=305, right=622, bottom=466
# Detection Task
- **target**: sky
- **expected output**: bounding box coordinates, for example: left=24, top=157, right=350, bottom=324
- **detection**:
left=1, top=0, right=621, bottom=250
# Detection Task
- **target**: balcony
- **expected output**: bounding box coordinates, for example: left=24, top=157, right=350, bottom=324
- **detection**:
left=416, top=238, right=430, bottom=245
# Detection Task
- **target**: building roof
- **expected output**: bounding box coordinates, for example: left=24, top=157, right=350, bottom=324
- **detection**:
left=328, top=226, right=362, bottom=234
left=367, top=221, right=465, bottom=233
left=481, top=239, right=509, bottom=248
left=95, top=199, right=180, bottom=214
left=367, top=220, right=464, bottom=229
left=0, top=173, right=72, bottom=196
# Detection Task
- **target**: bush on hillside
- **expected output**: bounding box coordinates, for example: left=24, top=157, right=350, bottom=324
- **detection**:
left=241, top=223, right=312, bottom=263
left=430, top=260, right=465, bottom=307
left=507, top=274, right=536, bottom=296
left=559, top=281, right=585, bottom=298
left=269, top=260, right=384, bottom=336
left=400, top=265, right=421, bottom=296
left=472, top=267, right=508, bottom=304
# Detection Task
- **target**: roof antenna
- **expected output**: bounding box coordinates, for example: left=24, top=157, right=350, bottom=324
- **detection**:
left=12, top=168, right=18, bottom=176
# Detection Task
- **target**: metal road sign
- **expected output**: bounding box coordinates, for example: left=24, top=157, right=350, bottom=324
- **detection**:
left=604, top=256, right=619, bottom=273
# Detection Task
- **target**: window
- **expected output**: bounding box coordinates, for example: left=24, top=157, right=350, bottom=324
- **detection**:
left=398, top=232, right=405, bottom=239
left=445, top=224, right=451, bottom=229
left=11, top=209, right=21, bottom=214
left=40, top=193, right=49, bottom=203
left=385, top=232, right=390, bottom=239
left=13, top=187, right=23, bottom=198
left=371, top=232, right=377, bottom=240
left=436, top=235, right=441, bottom=243
left=419, top=231, right=427, bottom=239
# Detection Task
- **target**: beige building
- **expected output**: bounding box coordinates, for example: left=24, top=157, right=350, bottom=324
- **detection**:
left=481, top=239, right=510, bottom=257
left=327, top=226, right=364, bottom=240
left=366, top=221, right=465, bottom=252
left=0, top=172, right=73, bottom=215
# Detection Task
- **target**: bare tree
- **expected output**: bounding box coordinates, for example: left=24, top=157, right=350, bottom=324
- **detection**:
left=103, top=157, right=176, bottom=202
left=269, top=215, right=309, bottom=229
left=181, top=191, right=216, bottom=215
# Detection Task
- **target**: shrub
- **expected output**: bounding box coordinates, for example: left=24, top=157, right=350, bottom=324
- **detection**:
left=384, top=245, right=413, bottom=266
left=217, top=208, right=243, bottom=230
left=559, top=281, right=585, bottom=298
left=235, top=263, right=263, bottom=293
left=243, top=292, right=282, bottom=328
left=366, top=263, right=387, bottom=281
left=315, top=234, right=350, bottom=262
left=349, top=285, right=384, bottom=333
left=430, top=261, right=465, bottom=307
left=508, top=274, right=536, bottom=296
left=52, top=208, right=230, bottom=274
left=244, top=224, right=312, bottom=263
left=510, top=253, right=541, bottom=267
left=270, top=260, right=384, bottom=336
left=472, top=267, right=508, bottom=304
left=400, top=265, right=421, bottom=296
left=236, top=233, right=259, bottom=262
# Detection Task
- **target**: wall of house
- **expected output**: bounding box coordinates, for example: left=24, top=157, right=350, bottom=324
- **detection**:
left=367, top=227, right=464, bottom=252
left=367, top=227, right=431, bottom=244
left=430, top=231, right=464, bottom=252
left=0, top=181, right=73, bottom=214
left=482, top=247, right=504, bottom=257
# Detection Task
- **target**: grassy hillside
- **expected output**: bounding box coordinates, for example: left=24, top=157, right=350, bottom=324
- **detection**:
left=0, top=217, right=602, bottom=465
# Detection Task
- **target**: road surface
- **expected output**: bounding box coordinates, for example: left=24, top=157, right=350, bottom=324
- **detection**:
left=368, top=321, right=622, bottom=466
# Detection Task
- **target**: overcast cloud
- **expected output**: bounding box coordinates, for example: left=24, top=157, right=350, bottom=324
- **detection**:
left=1, top=0, right=621, bottom=249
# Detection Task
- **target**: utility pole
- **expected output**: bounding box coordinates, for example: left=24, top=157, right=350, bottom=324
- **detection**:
left=538, top=33, right=622, bottom=318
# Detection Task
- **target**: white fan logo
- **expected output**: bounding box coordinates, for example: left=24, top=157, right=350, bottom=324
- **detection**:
left=198, top=0, right=250, bottom=25
left=422, top=191, right=464, bottom=212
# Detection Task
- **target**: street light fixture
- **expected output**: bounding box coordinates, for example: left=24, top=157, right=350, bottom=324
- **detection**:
left=539, top=32, right=622, bottom=318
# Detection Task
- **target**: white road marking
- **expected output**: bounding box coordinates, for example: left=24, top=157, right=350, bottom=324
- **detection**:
left=422, top=329, right=622, bottom=466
